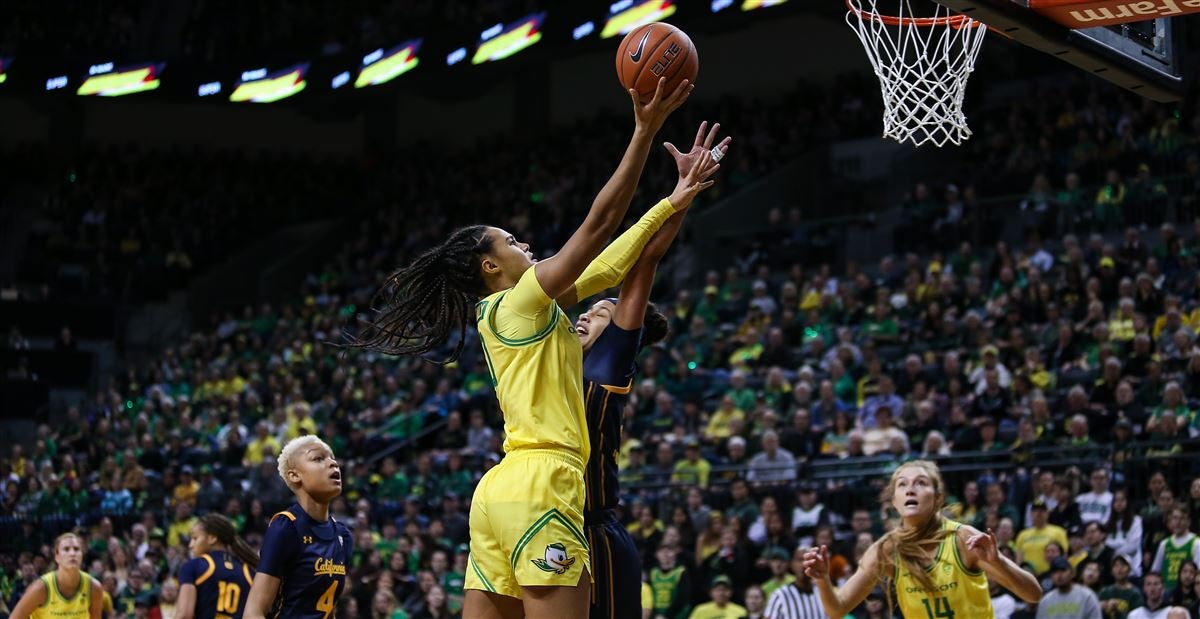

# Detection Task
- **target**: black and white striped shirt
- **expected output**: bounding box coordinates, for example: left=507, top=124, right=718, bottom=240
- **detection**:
left=765, top=583, right=827, bottom=618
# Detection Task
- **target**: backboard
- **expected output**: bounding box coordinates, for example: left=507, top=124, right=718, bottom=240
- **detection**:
left=932, top=0, right=1187, bottom=101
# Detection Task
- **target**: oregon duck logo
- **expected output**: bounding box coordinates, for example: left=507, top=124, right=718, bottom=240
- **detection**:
left=531, top=543, right=575, bottom=574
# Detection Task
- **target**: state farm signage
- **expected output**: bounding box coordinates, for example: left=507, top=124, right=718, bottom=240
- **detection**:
left=1028, top=0, right=1200, bottom=27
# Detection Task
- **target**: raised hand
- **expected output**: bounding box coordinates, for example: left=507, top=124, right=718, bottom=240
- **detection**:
left=965, top=527, right=999, bottom=564
left=803, top=545, right=831, bottom=581
left=664, top=121, right=732, bottom=180
left=631, top=77, right=694, bottom=133
left=666, top=149, right=720, bottom=212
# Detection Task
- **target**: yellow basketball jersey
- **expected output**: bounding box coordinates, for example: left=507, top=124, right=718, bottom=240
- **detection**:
left=894, top=520, right=993, bottom=619
left=476, top=267, right=589, bottom=463
left=32, top=572, right=92, bottom=619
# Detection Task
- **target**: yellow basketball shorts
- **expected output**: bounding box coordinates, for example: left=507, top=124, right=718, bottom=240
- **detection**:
left=464, top=448, right=592, bottom=599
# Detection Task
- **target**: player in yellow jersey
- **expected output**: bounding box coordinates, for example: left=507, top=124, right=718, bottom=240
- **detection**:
left=10, top=533, right=103, bottom=619
left=351, top=77, right=720, bottom=619
left=803, top=461, right=1043, bottom=618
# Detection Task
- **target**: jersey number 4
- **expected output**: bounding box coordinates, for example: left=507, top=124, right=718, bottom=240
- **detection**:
left=920, top=597, right=955, bottom=619
left=216, top=582, right=241, bottom=614
left=316, top=581, right=339, bottom=619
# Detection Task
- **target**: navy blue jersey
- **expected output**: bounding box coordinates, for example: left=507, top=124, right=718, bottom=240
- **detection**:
left=582, top=322, right=642, bottom=513
left=257, top=504, right=353, bottom=619
left=179, top=550, right=254, bottom=619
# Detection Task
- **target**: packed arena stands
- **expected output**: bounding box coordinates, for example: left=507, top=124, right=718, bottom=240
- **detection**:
left=4, top=9, right=1200, bottom=619
left=9, top=74, right=878, bottom=303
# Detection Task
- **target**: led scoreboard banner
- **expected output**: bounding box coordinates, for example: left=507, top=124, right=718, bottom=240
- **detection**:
left=355, top=40, right=421, bottom=88
left=472, top=12, right=546, bottom=64
left=4, top=1, right=817, bottom=100
left=77, top=62, right=164, bottom=96
left=600, top=0, right=677, bottom=38
left=741, top=0, right=788, bottom=9
left=229, top=64, right=309, bottom=103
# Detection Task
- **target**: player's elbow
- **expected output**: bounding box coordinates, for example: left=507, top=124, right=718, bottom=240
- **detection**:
left=1017, top=580, right=1044, bottom=604
left=822, top=605, right=848, bottom=619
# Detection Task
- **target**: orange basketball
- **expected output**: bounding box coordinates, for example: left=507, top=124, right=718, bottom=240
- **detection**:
left=616, top=22, right=699, bottom=103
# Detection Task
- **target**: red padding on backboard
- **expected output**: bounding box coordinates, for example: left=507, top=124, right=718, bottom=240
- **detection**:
left=1028, top=0, right=1200, bottom=27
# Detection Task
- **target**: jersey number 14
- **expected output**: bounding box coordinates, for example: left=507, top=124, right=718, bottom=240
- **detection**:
left=920, top=597, right=955, bottom=619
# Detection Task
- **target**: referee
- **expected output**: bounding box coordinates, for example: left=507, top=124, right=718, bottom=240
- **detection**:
left=765, top=548, right=824, bottom=619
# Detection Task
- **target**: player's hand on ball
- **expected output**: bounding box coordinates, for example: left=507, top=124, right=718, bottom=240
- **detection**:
left=803, top=545, right=831, bottom=580
left=631, top=77, right=694, bottom=132
left=965, top=527, right=999, bottom=563
left=667, top=149, right=719, bottom=211
left=664, top=121, right=731, bottom=180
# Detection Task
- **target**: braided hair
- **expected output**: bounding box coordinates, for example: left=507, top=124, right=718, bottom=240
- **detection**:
left=347, top=225, right=493, bottom=363
left=197, top=513, right=259, bottom=569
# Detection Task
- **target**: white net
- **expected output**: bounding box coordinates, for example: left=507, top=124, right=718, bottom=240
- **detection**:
left=845, top=0, right=987, bottom=147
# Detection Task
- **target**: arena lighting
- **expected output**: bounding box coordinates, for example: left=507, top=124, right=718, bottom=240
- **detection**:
left=197, top=81, right=221, bottom=96
left=354, top=39, right=421, bottom=88
left=229, top=63, right=308, bottom=103
left=331, top=71, right=351, bottom=89
left=472, top=12, right=546, bottom=64
left=0, top=58, right=9, bottom=85
left=712, top=0, right=735, bottom=11
left=45, top=75, right=68, bottom=91
left=77, top=62, right=164, bottom=96
left=741, top=0, right=787, bottom=10
left=600, top=0, right=676, bottom=38
left=573, top=21, right=596, bottom=39
left=447, top=47, right=467, bottom=65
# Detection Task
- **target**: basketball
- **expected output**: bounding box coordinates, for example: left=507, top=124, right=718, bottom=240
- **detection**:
left=616, top=22, right=699, bottom=102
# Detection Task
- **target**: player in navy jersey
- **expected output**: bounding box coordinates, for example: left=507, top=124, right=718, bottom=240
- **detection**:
left=177, top=514, right=258, bottom=619
left=574, top=121, right=731, bottom=619
left=245, top=435, right=352, bottom=619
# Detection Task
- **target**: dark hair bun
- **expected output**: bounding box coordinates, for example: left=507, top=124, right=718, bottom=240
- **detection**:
left=641, top=302, right=669, bottom=348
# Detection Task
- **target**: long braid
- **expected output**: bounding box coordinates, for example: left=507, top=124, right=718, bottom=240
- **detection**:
left=346, top=225, right=492, bottom=363
left=198, top=514, right=259, bottom=569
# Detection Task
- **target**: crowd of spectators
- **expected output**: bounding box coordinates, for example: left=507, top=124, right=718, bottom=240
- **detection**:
left=6, top=192, right=1200, bottom=618
left=5, top=53, right=1200, bottom=619
left=11, top=73, right=875, bottom=304
left=890, top=76, right=1200, bottom=257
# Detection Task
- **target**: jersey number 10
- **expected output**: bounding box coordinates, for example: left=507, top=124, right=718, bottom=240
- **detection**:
left=920, top=597, right=955, bottom=619
left=216, top=582, right=241, bottom=614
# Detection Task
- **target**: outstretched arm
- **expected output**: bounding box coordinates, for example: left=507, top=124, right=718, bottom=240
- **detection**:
left=806, top=542, right=881, bottom=619
left=962, top=526, right=1043, bottom=604
left=613, top=122, right=733, bottom=328
left=612, top=211, right=684, bottom=330
left=533, top=78, right=693, bottom=301
left=558, top=150, right=720, bottom=309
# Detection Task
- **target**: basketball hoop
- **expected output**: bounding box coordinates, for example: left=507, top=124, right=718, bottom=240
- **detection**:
left=845, top=0, right=987, bottom=147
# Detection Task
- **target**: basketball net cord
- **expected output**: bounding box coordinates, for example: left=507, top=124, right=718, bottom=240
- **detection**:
left=845, top=0, right=987, bottom=147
